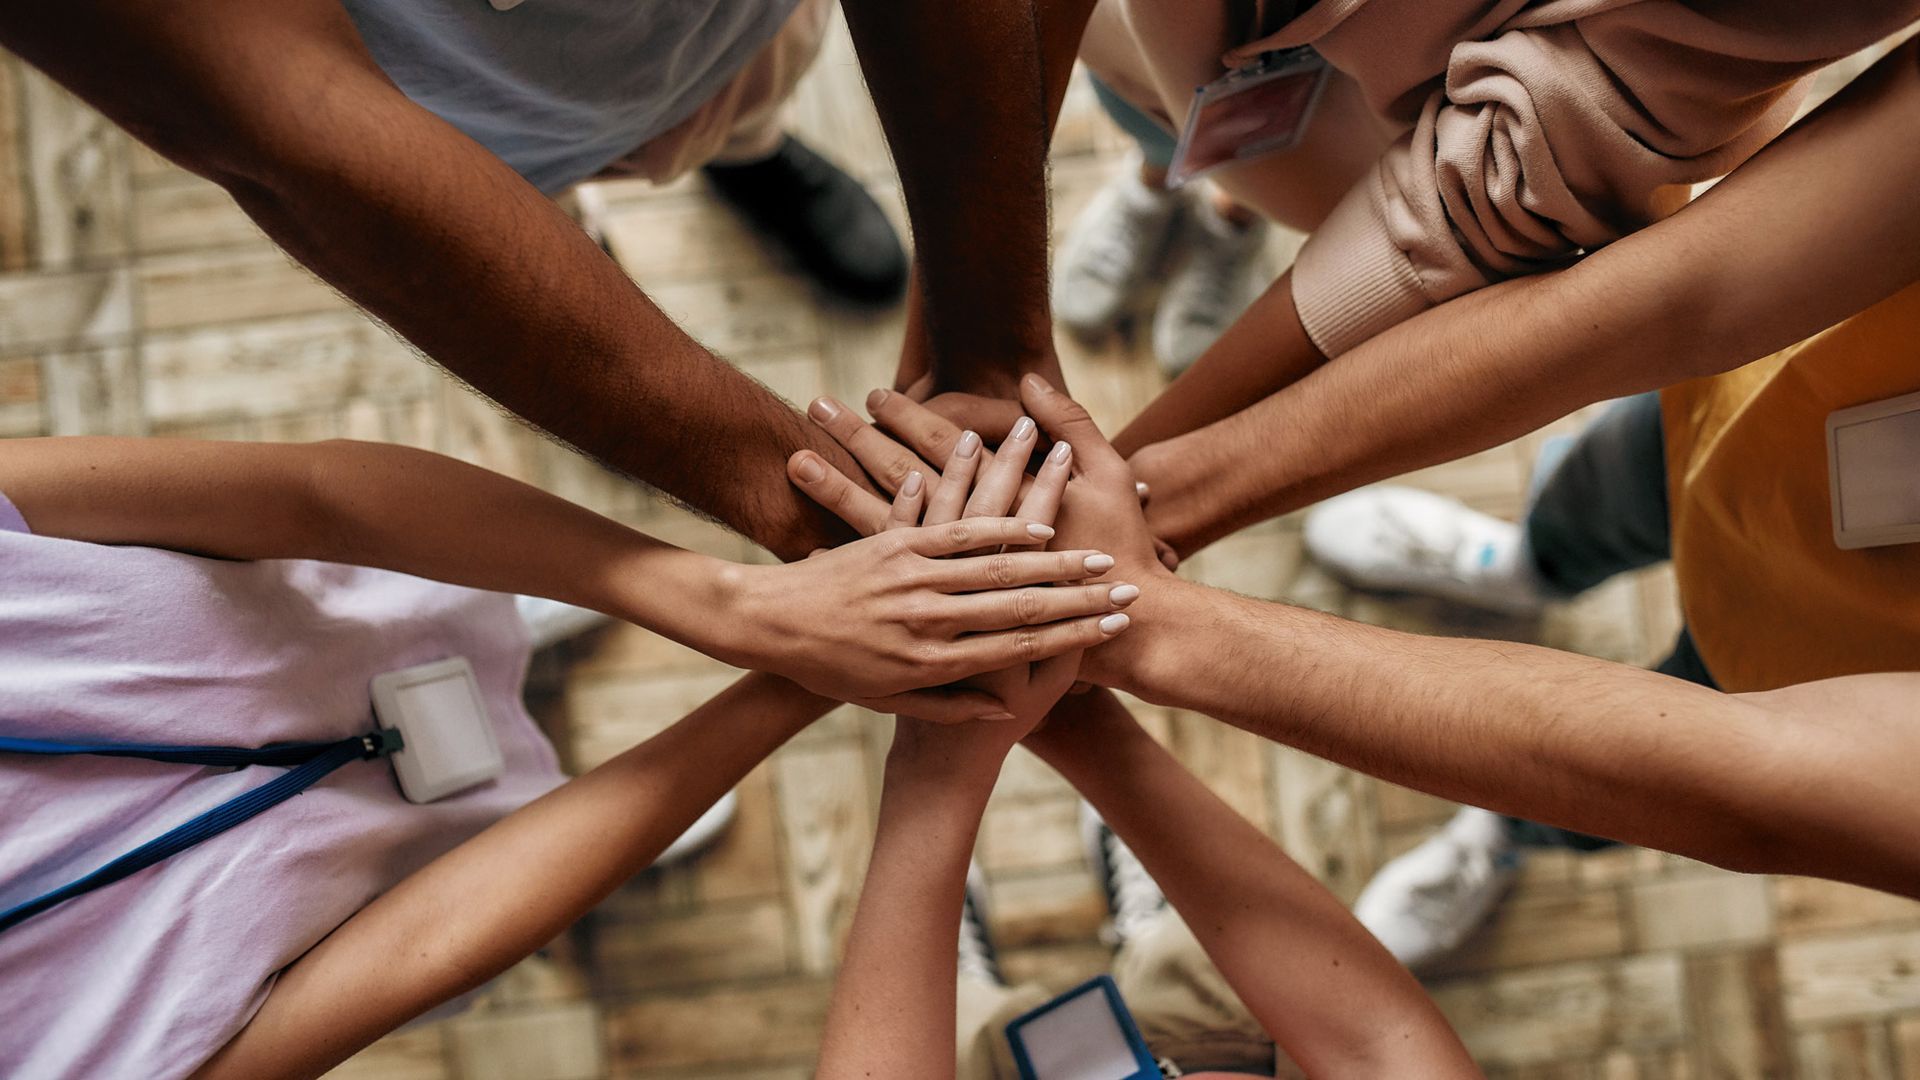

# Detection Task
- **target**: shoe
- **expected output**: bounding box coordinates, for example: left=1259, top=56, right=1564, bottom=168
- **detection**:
left=703, top=135, right=908, bottom=304
left=1353, top=808, right=1521, bottom=970
left=1303, top=486, right=1551, bottom=616
left=1151, top=200, right=1266, bottom=377
left=959, top=862, right=1006, bottom=986
left=1081, top=802, right=1167, bottom=948
left=515, top=595, right=615, bottom=652
left=1052, top=160, right=1184, bottom=336
left=652, top=789, right=738, bottom=868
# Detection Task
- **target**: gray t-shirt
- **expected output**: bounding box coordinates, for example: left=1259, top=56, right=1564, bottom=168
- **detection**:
left=342, top=0, right=801, bottom=192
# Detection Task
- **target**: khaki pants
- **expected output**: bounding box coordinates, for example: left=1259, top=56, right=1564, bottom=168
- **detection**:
left=957, top=910, right=1278, bottom=1078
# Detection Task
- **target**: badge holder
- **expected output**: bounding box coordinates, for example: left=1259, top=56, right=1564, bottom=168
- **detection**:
left=1006, top=975, right=1167, bottom=1080
left=370, top=656, right=506, bottom=804
left=1166, top=46, right=1329, bottom=189
left=1826, top=388, right=1920, bottom=550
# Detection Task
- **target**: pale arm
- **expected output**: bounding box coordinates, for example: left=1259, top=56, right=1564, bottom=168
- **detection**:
left=1028, top=690, right=1477, bottom=1078
left=1131, top=40, right=1920, bottom=556
left=193, top=672, right=834, bottom=1080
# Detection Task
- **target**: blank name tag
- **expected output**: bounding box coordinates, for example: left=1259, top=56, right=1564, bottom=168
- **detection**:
left=1167, top=47, right=1329, bottom=188
left=371, top=657, right=505, bottom=804
left=1827, top=389, right=1920, bottom=550
left=1006, top=976, right=1163, bottom=1080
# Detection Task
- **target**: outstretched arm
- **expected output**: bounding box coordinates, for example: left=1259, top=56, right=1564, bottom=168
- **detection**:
left=194, top=673, right=834, bottom=1080
left=1128, top=39, right=1920, bottom=557
left=1028, top=690, right=1478, bottom=1077
left=0, top=0, right=872, bottom=561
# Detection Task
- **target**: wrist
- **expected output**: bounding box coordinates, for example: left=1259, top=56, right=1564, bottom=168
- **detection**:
left=608, top=545, right=762, bottom=663
left=1083, top=575, right=1211, bottom=699
left=1132, top=436, right=1226, bottom=559
left=886, top=721, right=1017, bottom=787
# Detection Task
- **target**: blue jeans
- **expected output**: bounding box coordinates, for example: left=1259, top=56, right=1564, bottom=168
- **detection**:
left=1092, top=75, right=1179, bottom=170
left=1505, top=394, right=1716, bottom=850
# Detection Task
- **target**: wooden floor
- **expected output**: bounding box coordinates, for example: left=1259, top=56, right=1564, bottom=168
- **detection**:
left=5, top=21, right=1920, bottom=1080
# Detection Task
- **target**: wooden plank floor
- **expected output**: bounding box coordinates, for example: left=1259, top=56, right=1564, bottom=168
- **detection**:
left=4, top=23, right=1919, bottom=1080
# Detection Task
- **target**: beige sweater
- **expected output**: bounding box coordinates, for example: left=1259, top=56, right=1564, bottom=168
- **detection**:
left=1229, top=0, right=1920, bottom=357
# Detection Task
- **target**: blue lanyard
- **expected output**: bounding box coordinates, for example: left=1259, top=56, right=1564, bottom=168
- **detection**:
left=0, top=730, right=404, bottom=935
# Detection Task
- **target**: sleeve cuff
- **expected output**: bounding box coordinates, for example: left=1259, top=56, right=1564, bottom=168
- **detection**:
left=1290, top=175, right=1437, bottom=358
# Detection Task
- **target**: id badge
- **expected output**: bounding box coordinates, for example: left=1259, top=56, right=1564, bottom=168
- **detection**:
left=1827, top=388, right=1920, bottom=550
left=370, top=656, right=506, bottom=803
left=1006, top=976, right=1165, bottom=1080
left=1167, top=46, right=1329, bottom=188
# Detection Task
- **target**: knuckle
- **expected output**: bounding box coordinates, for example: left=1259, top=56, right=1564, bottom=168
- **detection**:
left=1014, top=629, right=1041, bottom=662
left=946, top=523, right=974, bottom=549
left=1013, top=588, right=1043, bottom=623
left=881, top=455, right=912, bottom=485
left=987, top=554, right=1018, bottom=587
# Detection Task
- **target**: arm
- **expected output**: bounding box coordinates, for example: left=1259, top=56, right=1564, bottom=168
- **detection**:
left=194, top=672, right=835, bottom=1080
left=1028, top=690, right=1477, bottom=1078
left=0, top=0, right=869, bottom=561
left=816, top=718, right=1020, bottom=1079
left=1131, top=38, right=1920, bottom=556
left=0, top=436, right=1127, bottom=722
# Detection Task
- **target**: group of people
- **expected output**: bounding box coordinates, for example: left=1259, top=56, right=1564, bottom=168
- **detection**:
left=3, top=0, right=1918, bottom=1076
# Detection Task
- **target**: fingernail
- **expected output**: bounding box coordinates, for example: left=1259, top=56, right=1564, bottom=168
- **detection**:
left=1109, top=583, right=1140, bottom=605
left=1011, top=417, right=1036, bottom=441
left=1135, top=481, right=1150, bottom=498
left=1084, top=553, right=1115, bottom=573
left=901, top=470, right=923, bottom=497
left=1026, top=523, right=1056, bottom=539
left=956, top=431, right=981, bottom=458
left=1023, top=373, right=1049, bottom=394
left=793, top=455, right=825, bottom=483
left=980, top=711, right=1016, bottom=722
left=1048, top=441, right=1072, bottom=465
left=808, top=398, right=839, bottom=423
left=865, top=388, right=890, bottom=413
left=1099, top=613, right=1131, bottom=634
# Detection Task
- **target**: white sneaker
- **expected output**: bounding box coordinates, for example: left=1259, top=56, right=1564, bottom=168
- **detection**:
left=1354, top=808, right=1521, bottom=970
left=959, top=862, right=1006, bottom=986
left=1151, top=199, right=1266, bottom=376
left=1053, top=161, right=1184, bottom=336
left=1081, top=802, right=1168, bottom=948
left=1303, top=486, right=1551, bottom=616
left=652, top=789, right=738, bottom=868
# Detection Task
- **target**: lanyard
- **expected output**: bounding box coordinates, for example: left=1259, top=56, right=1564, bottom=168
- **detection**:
left=0, top=730, right=404, bottom=935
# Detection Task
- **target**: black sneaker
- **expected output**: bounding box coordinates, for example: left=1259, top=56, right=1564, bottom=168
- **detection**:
left=959, top=862, right=1006, bottom=986
left=1081, top=802, right=1168, bottom=948
left=702, top=135, right=909, bottom=304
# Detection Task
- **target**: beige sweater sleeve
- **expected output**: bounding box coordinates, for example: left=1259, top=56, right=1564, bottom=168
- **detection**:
left=1269, top=0, right=1920, bottom=358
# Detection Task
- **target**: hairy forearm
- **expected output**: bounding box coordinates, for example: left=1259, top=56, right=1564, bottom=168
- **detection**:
left=1115, top=581, right=1920, bottom=893
left=818, top=730, right=1007, bottom=1079
left=1029, top=692, right=1475, bottom=1076
left=196, top=672, right=834, bottom=1080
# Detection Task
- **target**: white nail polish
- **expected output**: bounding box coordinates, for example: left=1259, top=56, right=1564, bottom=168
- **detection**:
left=1048, top=441, right=1072, bottom=465
left=1027, top=523, right=1056, bottom=539
left=1099, top=613, right=1130, bottom=634
left=1109, top=584, right=1140, bottom=605
left=1012, top=417, right=1036, bottom=441
left=1084, top=553, right=1115, bottom=573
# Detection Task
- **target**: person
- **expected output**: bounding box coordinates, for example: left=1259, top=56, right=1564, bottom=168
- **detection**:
left=816, top=671, right=1478, bottom=1079
left=793, top=375, right=1920, bottom=910
left=0, top=432, right=1134, bottom=1078
left=0, top=0, right=1096, bottom=567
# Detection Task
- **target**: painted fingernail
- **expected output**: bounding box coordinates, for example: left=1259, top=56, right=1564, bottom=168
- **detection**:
left=793, top=455, right=825, bottom=483
left=980, top=711, right=1017, bottom=722
left=1135, top=481, right=1150, bottom=498
left=956, top=431, right=981, bottom=458
left=866, top=388, right=890, bottom=413
left=808, top=398, right=839, bottom=423
left=1026, top=523, right=1056, bottom=539
left=901, top=470, right=923, bottom=497
left=1011, top=417, right=1036, bottom=441
left=1099, top=613, right=1131, bottom=634
left=1109, top=584, right=1140, bottom=605
left=1084, top=553, right=1115, bottom=573
left=1048, top=441, right=1072, bottom=465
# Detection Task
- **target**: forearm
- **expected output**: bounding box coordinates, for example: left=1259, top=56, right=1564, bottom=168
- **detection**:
left=818, top=728, right=1009, bottom=1080
left=196, top=672, right=835, bottom=1080
left=1028, top=692, right=1474, bottom=1076
left=1115, top=581, right=1920, bottom=893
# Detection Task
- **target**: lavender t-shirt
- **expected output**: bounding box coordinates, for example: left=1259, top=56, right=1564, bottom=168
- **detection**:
left=0, top=492, right=565, bottom=1078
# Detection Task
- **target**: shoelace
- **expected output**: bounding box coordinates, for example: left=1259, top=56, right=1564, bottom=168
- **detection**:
left=1104, top=829, right=1168, bottom=945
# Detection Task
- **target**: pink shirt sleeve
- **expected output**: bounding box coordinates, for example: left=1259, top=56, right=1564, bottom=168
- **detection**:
left=1277, top=0, right=1920, bottom=357
left=0, top=490, right=30, bottom=534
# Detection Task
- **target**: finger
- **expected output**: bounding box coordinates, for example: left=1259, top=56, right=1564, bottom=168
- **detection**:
left=1014, top=439, right=1072, bottom=527
left=807, top=396, right=939, bottom=497
left=886, top=470, right=926, bottom=531
left=919, top=392, right=1024, bottom=443
left=943, top=612, right=1132, bottom=670
left=867, top=387, right=967, bottom=464
left=788, top=450, right=891, bottom=537
left=860, top=688, right=1016, bottom=725
left=1018, top=374, right=1126, bottom=477
left=905, top=517, right=1061, bottom=557
left=941, top=581, right=1141, bottom=632
left=926, top=549, right=1118, bottom=590
left=925, top=431, right=982, bottom=525
left=963, top=415, right=1039, bottom=520
left=1155, top=537, right=1182, bottom=571
left=904, top=372, right=935, bottom=402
